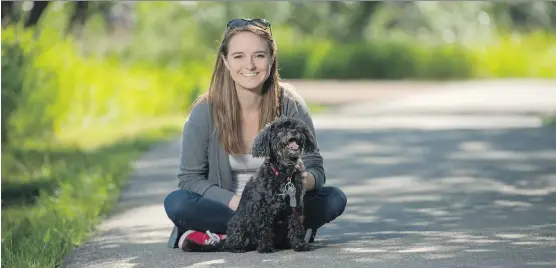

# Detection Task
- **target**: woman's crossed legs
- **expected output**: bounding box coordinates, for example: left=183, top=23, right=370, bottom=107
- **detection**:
left=164, top=186, right=347, bottom=251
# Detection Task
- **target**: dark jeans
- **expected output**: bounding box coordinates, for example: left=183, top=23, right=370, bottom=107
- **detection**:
left=164, top=186, right=347, bottom=248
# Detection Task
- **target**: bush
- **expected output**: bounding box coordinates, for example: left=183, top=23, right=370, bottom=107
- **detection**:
left=0, top=25, right=205, bottom=268
left=278, top=39, right=474, bottom=80
left=1, top=38, right=27, bottom=144
left=277, top=46, right=310, bottom=79
left=1, top=26, right=211, bottom=145
left=277, top=32, right=555, bottom=80
left=469, top=31, right=556, bottom=78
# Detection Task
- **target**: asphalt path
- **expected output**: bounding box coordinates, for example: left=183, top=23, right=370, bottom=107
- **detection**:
left=63, top=79, right=556, bottom=268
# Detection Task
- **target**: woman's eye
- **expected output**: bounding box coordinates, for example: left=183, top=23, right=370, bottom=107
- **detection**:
left=234, top=55, right=242, bottom=59
left=256, top=54, right=266, bottom=58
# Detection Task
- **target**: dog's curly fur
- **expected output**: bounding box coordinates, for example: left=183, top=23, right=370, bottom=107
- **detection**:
left=222, top=116, right=318, bottom=253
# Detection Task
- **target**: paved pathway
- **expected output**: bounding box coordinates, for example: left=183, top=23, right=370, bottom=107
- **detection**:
left=63, top=79, right=556, bottom=268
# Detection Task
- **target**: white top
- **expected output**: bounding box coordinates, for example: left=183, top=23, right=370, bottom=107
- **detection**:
left=229, top=154, right=265, bottom=196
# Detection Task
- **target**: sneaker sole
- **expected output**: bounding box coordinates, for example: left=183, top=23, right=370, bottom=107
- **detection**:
left=182, top=240, right=223, bottom=252
left=304, top=228, right=313, bottom=243
left=178, top=230, right=195, bottom=250
left=168, top=226, right=180, bottom=248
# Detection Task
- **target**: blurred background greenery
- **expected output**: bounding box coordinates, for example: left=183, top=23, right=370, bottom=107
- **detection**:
left=1, top=1, right=555, bottom=267
left=3, top=1, right=556, bottom=146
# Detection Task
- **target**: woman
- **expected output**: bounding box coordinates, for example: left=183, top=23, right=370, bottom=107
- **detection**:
left=164, top=18, right=347, bottom=251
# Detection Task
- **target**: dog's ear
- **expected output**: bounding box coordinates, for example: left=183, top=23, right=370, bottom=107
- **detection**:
left=300, top=122, right=317, bottom=154
left=250, top=122, right=273, bottom=158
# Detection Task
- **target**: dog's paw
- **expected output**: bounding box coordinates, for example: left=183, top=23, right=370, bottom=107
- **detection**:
left=222, top=242, right=246, bottom=253
left=257, top=246, right=275, bottom=253
left=229, top=247, right=247, bottom=253
left=293, top=243, right=312, bottom=252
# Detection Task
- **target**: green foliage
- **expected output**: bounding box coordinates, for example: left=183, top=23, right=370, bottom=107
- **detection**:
left=0, top=22, right=204, bottom=268
left=308, top=41, right=470, bottom=80
left=1, top=37, right=26, bottom=143
left=1, top=25, right=210, bottom=146
left=541, top=115, right=556, bottom=126
left=469, top=30, right=556, bottom=78
left=1, top=126, right=180, bottom=268
left=276, top=32, right=555, bottom=80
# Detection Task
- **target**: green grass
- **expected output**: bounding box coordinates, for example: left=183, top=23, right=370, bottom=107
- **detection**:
left=1, top=120, right=183, bottom=268
left=307, top=103, right=331, bottom=114
left=1, top=26, right=195, bottom=268
left=541, top=115, right=556, bottom=126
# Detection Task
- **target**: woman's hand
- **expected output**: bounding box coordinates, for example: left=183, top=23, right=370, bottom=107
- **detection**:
left=295, top=159, right=315, bottom=191
left=228, top=195, right=241, bottom=211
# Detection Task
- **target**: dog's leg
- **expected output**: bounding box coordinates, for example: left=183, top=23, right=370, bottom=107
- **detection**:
left=257, top=212, right=276, bottom=253
left=287, top=211, right=311, bottom=252
left=286, top=189, right=311, bottom=252
left=223, top=225, right=246, bottom=253
left=223, top=216, right=252, bottom=253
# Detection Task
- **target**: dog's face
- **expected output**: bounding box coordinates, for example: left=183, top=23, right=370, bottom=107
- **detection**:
left=250, top=117, right=317, bottom=164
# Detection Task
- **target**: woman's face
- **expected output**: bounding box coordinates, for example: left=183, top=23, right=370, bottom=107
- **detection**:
left=223, top=31, right=273, bottom=93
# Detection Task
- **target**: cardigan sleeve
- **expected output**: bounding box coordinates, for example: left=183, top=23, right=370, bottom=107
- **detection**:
left=177, top=102, right=220, bottom=195
left=280, top=83, right=326, bottom=191
left=176, top=100, right=238, bottom=206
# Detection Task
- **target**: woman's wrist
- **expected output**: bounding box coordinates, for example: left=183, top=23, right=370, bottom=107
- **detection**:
left=228, top=195, right=241, bottom=211
left=304, top=172, right=316, bottom=191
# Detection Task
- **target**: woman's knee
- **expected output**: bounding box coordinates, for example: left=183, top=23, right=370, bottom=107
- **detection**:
left=163, top=189, right=200, bottom=220
left=323, top=186, right=347, bottom=218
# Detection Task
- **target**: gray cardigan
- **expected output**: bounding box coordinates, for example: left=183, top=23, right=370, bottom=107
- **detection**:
left=176, top=82, right=327, bottom=206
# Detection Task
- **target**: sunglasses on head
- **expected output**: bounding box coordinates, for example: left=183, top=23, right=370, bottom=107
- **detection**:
left=226, top=18, right=272, bottom=35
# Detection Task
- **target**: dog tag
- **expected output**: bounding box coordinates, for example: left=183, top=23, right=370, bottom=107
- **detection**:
left=285, top=183, right=297, bottom=208
left=289, top=195, right=297, bottom=208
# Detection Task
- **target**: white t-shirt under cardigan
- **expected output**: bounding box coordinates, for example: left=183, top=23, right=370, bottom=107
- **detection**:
left=229, top=154, right=265, bottom=196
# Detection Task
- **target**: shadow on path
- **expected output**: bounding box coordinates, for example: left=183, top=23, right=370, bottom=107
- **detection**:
left=64, top=119, right=556, bottom=268
left=311, top=125, right=556, bottom=267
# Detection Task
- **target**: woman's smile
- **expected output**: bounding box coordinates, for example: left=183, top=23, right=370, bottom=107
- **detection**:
left=241, top=72, right=259, bottom=77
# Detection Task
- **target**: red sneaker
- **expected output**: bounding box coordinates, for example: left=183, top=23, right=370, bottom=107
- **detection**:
left=178, top=230, right=227, bottom=252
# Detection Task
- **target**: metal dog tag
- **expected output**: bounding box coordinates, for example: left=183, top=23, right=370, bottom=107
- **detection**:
left=289, top=195, right=297, bottom=208
left=285, top=183, right=297, bottom=207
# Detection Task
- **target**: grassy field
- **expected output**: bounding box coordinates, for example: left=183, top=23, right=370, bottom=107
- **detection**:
left=1, top=118, right=183, bottom=268
left=1, top=24, right=194, bottom=268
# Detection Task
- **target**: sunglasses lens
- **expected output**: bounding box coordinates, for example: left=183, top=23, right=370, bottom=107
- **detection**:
left=227, top=19, right=270, bottom=29
left=227, top=19, right=247, bottom=28
left=251, top=19, right=269, bottom=29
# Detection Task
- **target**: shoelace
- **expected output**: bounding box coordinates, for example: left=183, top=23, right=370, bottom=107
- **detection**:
left=204, top=230, right=221, bottom=245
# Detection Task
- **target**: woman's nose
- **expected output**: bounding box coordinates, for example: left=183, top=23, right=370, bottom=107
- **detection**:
left=245, top=57, right=256, bottom=70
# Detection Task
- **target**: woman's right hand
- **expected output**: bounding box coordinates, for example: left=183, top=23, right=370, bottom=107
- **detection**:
left=229, top=195, right=241, bottom=211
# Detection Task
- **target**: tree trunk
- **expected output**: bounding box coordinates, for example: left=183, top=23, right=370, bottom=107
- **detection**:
left=1, top=1, right=14, bottom=26
left=346, top=2, right=382, bottom=41
left=65, top=1, right=89, bottom=38
left=24, top=1, right=49, bottom=28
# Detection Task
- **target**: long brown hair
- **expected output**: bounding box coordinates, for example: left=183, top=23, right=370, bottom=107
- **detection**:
left=194, top=24, right=281, bottom=154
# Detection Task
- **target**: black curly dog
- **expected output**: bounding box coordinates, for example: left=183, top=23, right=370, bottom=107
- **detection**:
left=222, top=116, right=317, bottom=253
